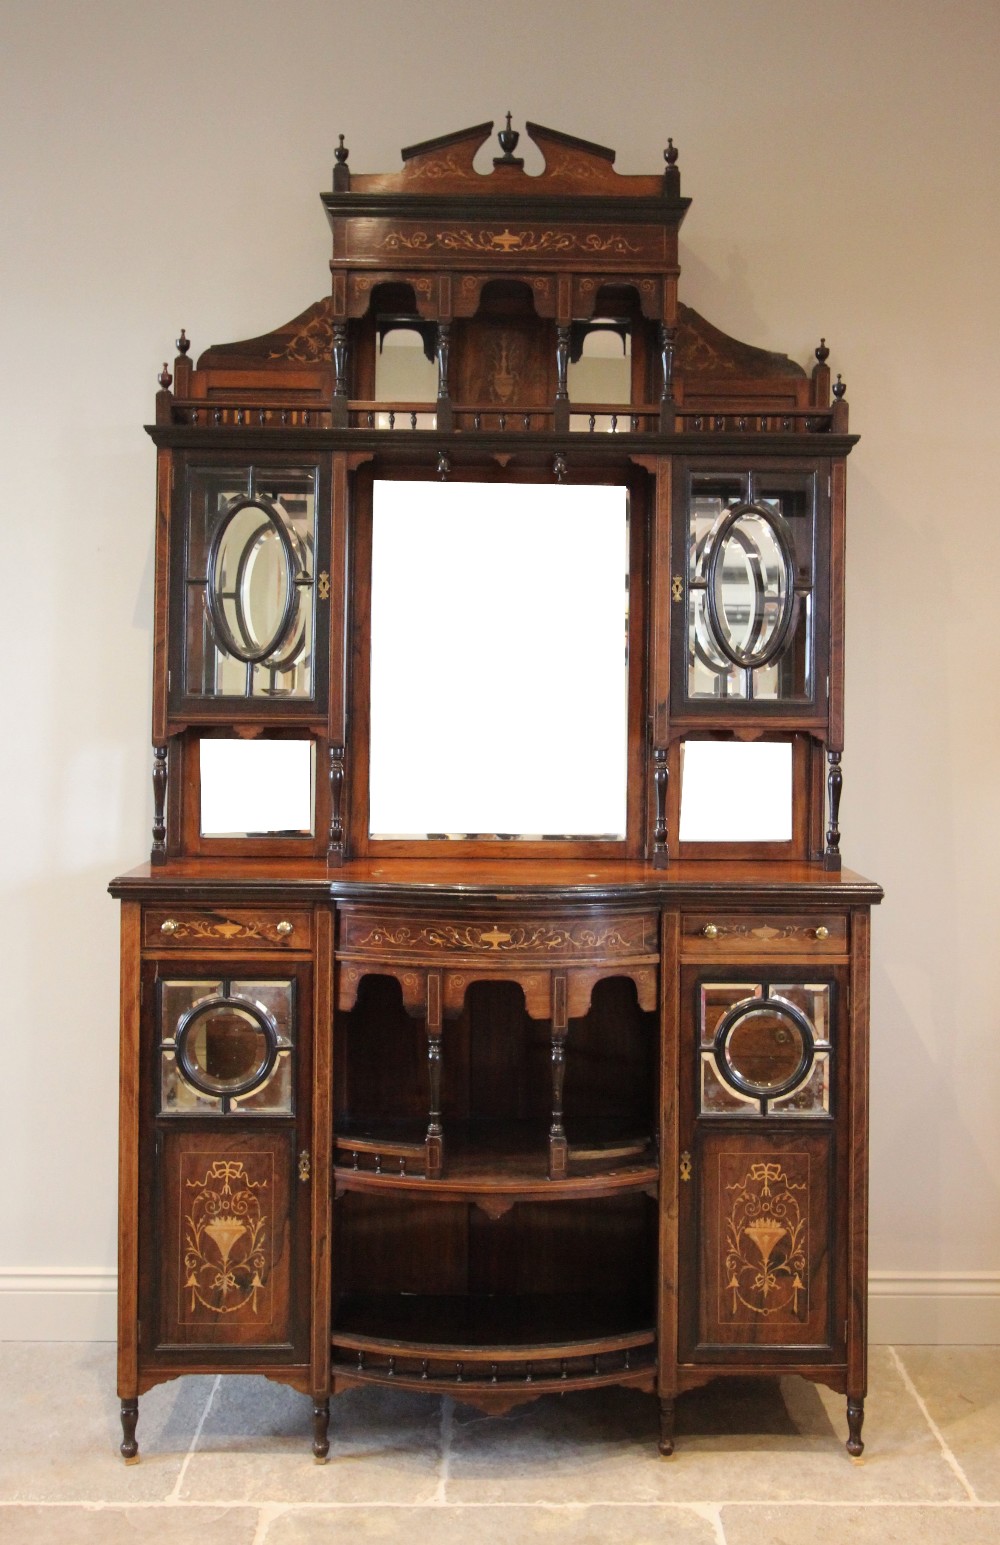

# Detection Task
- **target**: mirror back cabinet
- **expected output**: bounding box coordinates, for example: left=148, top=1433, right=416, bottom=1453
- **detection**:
left=110, top=120, right=881, bottom=1462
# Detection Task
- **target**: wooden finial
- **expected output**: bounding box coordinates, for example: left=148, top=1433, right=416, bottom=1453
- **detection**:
left=158, top=362, right=172, bottom=390
left=333, top=133, right=350, bottom=190
left=663, top=137, right=681, bottom=197
left=815, top=338, right=830, bottom=364
left=832, top=374, right=846, bottom=399
left=176, top=328, right=190, bottom=355
left=494, top=111, right=523, bottom=168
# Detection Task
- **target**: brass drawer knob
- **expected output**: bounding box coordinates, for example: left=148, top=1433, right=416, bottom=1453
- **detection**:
left=702, top=923, right=719, bottom=939
left=814, top=925, right=830, bottom=941
left=276, top=920, right=294, bottom=937
left=160, top=918, right=179, bottom=936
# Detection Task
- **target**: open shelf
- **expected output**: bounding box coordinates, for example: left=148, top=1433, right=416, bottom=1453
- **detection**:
left=331, top=1291, right=656, bottom=1394
left=334, top=1116, right=657, bottom=1201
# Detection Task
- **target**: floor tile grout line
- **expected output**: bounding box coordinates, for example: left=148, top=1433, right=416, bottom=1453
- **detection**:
left=889, top=1345, right=979, bottom=1504
left=432, top=1395, right=453, bottom=1504
left=250, top=1501, right=286, bottom=1545
left=694, top=1501, right=727, bottom=1544
left=165, top=1373, right=221, bottom=1504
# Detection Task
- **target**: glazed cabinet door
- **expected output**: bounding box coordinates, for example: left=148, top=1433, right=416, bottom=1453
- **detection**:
left=139, top=958, right=313, bottom=1367
left=678, top=966, right=847, bottom=1364
left=166, top=456, right=330, bottom=723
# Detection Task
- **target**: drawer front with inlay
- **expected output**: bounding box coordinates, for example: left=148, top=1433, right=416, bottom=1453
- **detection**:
left=680, top=912, right=847, bottom=959
left=337, top=907, right=659, bottom=965
left=144, top=907, right=313, bottom=951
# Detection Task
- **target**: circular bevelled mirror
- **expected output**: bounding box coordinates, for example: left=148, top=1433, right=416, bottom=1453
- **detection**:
left=714, top=995, right=813, bottom=1101
left=206, top=496, right=304, bottom=666
left=176, top=994, right=277, bottom=1098
left=704, top=502, right=797, bottom=670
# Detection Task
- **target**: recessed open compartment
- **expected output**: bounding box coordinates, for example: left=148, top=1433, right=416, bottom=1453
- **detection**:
left=331, top=1189, right=657, bottom=1391
left=334, top=974, right=658, bottom=1188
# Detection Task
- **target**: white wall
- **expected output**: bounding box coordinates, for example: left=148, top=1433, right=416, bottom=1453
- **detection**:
left=1, top=0, right=997, bottom=1342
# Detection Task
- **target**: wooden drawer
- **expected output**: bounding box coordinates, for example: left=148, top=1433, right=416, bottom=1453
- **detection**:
left=337, top=906, right=659, bottom=965
left=144, top=906, right=312, bottom=951
left=681, top=911, right=847, bottom=959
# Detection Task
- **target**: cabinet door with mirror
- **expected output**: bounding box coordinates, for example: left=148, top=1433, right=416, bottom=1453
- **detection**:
left=168, top=457, right=330, bottom=721
left=672, top=461, right=830, bottom=718
left=677, top=966, right=847, bottom=1365
left=138, top=957, right=313, bottom=1368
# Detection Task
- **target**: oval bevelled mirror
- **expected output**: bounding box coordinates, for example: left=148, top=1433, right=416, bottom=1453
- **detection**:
left=715, top=996, right=813, bottom=1100
left=705, top=503, right=796, bottom=670
left=176, top=996, right=277, bottom=1097
left=207, top=496, right=305, bottom=666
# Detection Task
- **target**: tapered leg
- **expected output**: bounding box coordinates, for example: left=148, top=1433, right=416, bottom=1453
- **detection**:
left=658, top=1396, right=675, bottom=1456
left=846, top=1395, right=865, bottom=1456
left=312, top=1398, right=330, bottom=1462
left=120, top=1398, right=139, bottom=1462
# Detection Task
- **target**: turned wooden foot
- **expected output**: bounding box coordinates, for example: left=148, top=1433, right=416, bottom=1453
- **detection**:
left=846, top=1395, right=865, bottom=1456
left=658, top=1396, right=675, bottom=1456
left=120, top=1398, right=139, bottom=1462
left=312, top=1398, right=330, bottom=1462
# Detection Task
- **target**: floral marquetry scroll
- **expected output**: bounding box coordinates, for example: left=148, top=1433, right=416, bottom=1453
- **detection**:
left=723, top=1159, right=808, bottom=1322
left=184, top=1159, right=269, bottom=1318
left=156, top=1132, right=295, bottom=1347
left=689, top=1131, right=835, bottom=1354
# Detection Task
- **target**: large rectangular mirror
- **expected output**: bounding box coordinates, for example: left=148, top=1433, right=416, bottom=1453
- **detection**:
left=367, top=480, right=630, bottom=841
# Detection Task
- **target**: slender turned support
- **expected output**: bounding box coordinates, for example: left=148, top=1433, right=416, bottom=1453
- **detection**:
left=548, top=973, right=569, bottom=1180
left=658, top=1396, right=675, bottom=1456
left=332, top=322, right=349, bottom=427
left=658, top=323, right=677, bottom=431
left=435, top=322, right=453, bottom=432
left=652, top=746, right=668, bottom=868
left=425, top=971, right=444, bottom=1179
left=151, top=744, right=167, bottom=865
left=312, top=1398, right=331, bottom=1462
left=825, top=749, right=843, bottom=871
left=554, top=325, right=571, bottom=433
left=846, top=1396, right=865, bottom=1456
left=328, top=743, right=345, bottom=864
left=120, top=1398, right=139, bottom=1462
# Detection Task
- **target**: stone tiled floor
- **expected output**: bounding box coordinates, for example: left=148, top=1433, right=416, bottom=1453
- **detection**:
left=0, top=1344, right=998, bottom=1543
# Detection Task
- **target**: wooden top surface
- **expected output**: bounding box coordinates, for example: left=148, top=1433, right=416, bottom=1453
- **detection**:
left=109, top=856, right=882, bottom=907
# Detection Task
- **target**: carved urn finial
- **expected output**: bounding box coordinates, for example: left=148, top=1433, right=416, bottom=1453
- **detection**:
left=158, top=362, right=172, bottom=390
left=498, top=111, right=519, bottom=158
left=815, top=338, right=830, bottom=364
left=832, top=373, right=846, bottom=399
left=335, top=133, right=349, bottom=167
left=493, top=111, right=524, bottom=168
left=664, top=137, right=678, bottom=168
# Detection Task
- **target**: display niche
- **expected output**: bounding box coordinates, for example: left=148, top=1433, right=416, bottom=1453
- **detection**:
left=111, top=117, right=880, bottom=1468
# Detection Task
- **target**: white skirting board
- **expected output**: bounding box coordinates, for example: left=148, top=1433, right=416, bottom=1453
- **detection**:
left=1, top=1269, right=998, bottom=1344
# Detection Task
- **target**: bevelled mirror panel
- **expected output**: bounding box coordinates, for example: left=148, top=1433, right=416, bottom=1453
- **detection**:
left=368, top=481, right=630, bottom=840
left=184, top=465, right=317, bottom=700
left=200, top=738, right=314, bottom=837
left=679, top=740, right=792, bottom=843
